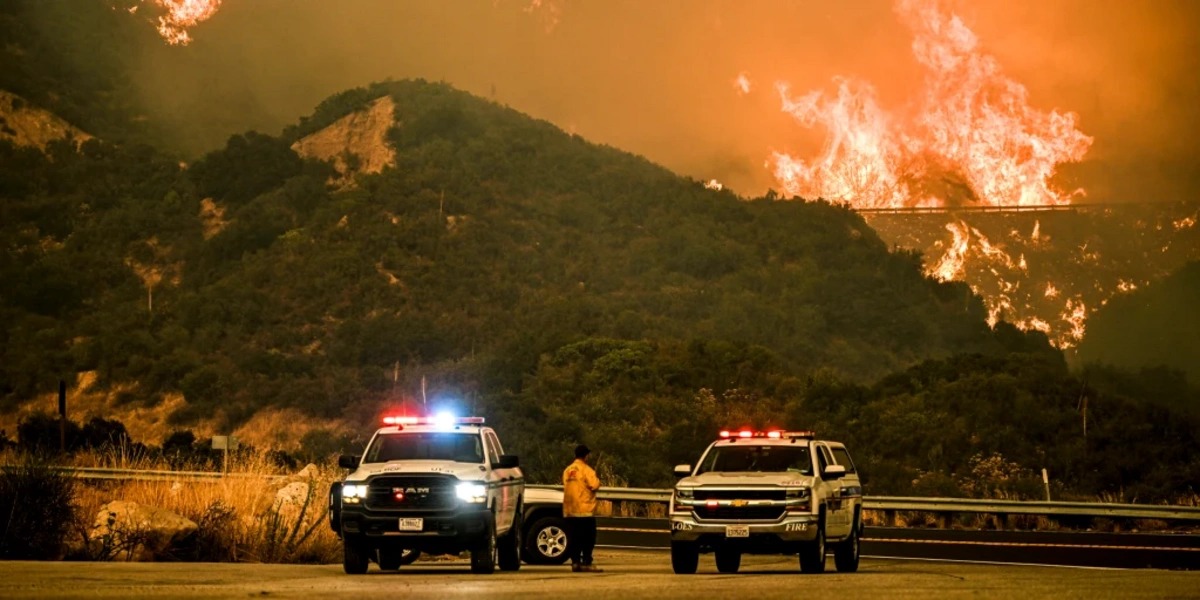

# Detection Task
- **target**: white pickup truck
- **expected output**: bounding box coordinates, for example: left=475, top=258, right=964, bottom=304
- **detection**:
left=669, top=430, right=863, bottom=574
left=328, top=415, right=572, bottom=573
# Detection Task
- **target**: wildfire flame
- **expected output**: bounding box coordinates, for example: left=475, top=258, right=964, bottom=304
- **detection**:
left=142, top=0, right=222, bottom=45
left=770, top=0, right=1092, bottom=209
left=704, top=179, right=724, bottom=191
left=930, top=220, right=970, bottom=282
left=1060, top=298, right=1087, bottom=347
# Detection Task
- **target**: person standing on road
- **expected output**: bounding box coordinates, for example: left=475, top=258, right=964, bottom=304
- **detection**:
left=563, top=444, right=602, bottom=572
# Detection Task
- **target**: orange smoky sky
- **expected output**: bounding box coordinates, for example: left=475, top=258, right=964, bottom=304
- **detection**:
left=135, top=0, right=1200, bottom=201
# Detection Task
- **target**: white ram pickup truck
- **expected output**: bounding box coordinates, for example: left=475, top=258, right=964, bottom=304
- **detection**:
left=329, top=415, right=524, bottom=574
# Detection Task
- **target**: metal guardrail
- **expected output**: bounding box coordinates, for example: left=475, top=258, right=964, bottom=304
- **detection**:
left=3, top=465, right=285, bottom=483
left=863, top=496, right=1200, bottom=522
left=527, top=484, right=672, bottom=503
left=24, top=468, right=1200, bottom=522
left=530, top=485, right=1200, bottom=523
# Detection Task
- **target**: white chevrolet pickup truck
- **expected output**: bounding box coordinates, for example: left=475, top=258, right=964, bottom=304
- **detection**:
left=669, top=430, right=863, bottom=574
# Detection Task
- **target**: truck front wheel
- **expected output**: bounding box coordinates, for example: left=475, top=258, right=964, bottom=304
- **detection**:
left=498, top=512, right=522, bottom=571
left=343, top=541, right=370, bottom=575
left=671, top=541, right=699, bottom=574
left=799, top=518, right=827, bottom=574
left=470, top=512, right=497, bottom=575
left=715, top=549, right=741, bottom=573
left=834, top=513, right=861, bottom=573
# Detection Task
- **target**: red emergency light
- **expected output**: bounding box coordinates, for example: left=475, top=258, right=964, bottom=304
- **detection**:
left=718, top=429, right=814, bottom=440
left=381, top=416, right=486, bottom=426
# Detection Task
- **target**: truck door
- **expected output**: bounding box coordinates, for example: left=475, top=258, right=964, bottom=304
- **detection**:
left=829, top=445, right=862, bottom=533
left=816, top=443, right=851, bottom=539
left=485, top=431, right=515, bottom=531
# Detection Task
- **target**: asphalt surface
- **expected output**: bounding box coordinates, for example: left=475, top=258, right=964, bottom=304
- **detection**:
left=3, top=550, right=1199, bottom=600
left=596, top=518, right=1200, bottom=570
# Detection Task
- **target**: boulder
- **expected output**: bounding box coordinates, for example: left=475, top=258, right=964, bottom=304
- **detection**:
left=274, top=481, right=311, bottom=507
left=90, top=501, right=198, bottom=561
left=295, top=463, right=319, bottom=480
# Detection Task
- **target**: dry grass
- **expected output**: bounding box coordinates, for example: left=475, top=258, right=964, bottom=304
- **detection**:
left=3, top=449, right=341, bottom=563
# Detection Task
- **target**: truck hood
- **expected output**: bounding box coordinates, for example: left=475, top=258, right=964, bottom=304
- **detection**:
left=348, top=460, right=494, bottom=483
left=677, top=471, right=815, bottom=489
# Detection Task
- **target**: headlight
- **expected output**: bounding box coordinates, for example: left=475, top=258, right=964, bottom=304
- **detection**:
left=675, top=487, right=694, bottom=499
left=786, top=487, right=810, bottom=498
left=342, top=484, right=368, bottom=504
left=456, top=482, right=487, bottom=503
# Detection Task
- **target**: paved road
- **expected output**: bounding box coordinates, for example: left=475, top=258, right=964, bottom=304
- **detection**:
left=3, top=550, right=1198, bottom=599
left=596, top=518, right=1200, bottom=570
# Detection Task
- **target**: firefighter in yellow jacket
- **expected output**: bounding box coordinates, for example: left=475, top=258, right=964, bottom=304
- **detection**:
left=563, top=444, right=602, bottom=572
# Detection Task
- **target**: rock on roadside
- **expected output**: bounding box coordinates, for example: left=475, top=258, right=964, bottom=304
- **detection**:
left=90, top=501, right=198, bottom=561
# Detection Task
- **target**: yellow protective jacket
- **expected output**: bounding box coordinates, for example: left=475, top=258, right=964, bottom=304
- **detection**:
left=562, top=459, right=600, bottom=517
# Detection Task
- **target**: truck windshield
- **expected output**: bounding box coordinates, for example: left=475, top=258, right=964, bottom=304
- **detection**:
left=364, top=432, right=485, bottom=464
left=696, top=445, right=812, bottom=475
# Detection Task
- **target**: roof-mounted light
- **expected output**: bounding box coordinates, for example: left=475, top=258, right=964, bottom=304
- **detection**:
left=718, top=429, right=813, bottom=440
left=382, top=416, right=485, bottom=426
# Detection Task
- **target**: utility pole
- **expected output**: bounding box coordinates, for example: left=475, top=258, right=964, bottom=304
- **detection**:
left=1081, top=396, right=1088, bottom=439
left=58, top=380, right=67, bottom=453
left=1042, top=468, right=1051, bottom=501
left=421, top=376, right=427, bottom=410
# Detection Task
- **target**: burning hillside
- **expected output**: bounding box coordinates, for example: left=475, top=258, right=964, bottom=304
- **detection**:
left=865, top=202, right=1200, bottom=348
left=768, top=0, right=1091, bottom=210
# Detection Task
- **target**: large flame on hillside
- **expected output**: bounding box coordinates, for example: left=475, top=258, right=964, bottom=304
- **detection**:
left=771, top=0, right=1092, bottom=209
left=143, top=0, right=222, bottom=45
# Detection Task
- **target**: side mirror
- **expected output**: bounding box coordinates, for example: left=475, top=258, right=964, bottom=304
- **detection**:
left=338, top=454, right=360, bottom=469
left=495, top=454, right=520, bottom=469
left=673, top=464, right=692, bottom=478
left=823, top=464, right=847, bottom=480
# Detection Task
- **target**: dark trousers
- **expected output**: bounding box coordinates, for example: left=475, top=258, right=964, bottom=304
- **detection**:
left=567, top=516, right=596, bottom=565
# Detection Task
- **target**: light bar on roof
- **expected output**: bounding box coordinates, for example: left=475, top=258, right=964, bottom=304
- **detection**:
left=718, top=429, right=814, bottom=440
left=382, top=416, right=485, bottom=426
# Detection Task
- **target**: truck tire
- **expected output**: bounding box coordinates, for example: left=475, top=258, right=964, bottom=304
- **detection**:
left=799, top=516, right=827, bottom=574
left=671, top=541, right=699, bottom=575
left=470, top=512, right=497, bottom=575
left=834, top=514, right=861, bottom=573
left=328, top=482, right=342, bottom=533
left=715, top=549, right=741, bottom=573
left=523, top=516, right=571, bottom=565
left=498, top=512, right=522, bottom=571
left=378, top=549, right=404, bottom=571
left=343, top=541, right=370, bottom=575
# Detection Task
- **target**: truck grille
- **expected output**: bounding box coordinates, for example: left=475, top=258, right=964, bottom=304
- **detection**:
left=366, top=475, right=457, bottom=510
left=693, top=506, right=785, bottom=521
left=694, top=489, right=786, bottom=501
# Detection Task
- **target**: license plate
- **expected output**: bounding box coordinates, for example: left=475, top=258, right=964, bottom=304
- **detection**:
left=398, top=518, right=424, bottom=532
left=725, top=525, right=750, bottom=538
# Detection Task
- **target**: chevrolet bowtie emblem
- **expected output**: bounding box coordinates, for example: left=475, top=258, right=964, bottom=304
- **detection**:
left=731, top=500, right=749, bottom=507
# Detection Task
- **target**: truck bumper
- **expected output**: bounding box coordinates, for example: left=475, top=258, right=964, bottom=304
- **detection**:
left=669, top=512, right=819, bottom=550
left=341, top=505, right=490, bottom=549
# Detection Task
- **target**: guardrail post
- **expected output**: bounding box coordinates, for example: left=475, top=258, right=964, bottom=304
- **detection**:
left=936, top=512, right=950, bottom=529
left=884, top=510, right=897, bottom=527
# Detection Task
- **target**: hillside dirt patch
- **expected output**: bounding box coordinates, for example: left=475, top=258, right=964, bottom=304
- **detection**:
left=290, top=95, right=396, bottom=186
